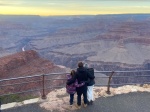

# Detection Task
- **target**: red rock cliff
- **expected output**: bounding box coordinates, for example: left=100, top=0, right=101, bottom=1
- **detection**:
left=0, top=50, right=65, bottom=79
left=0, top=50, right=67, bottom=95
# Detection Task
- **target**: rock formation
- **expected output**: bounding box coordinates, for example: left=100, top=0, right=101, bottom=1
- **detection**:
left=0, top=50, right=68, bottom=96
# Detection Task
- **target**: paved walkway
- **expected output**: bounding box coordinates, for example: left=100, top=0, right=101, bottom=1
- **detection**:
left=2, top=92, right=150, bottom=112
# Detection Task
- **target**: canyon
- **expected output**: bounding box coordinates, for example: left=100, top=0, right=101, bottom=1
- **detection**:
left=0, top=14, right=150, bottom=71
left=0, top=14, right=150, bottom=87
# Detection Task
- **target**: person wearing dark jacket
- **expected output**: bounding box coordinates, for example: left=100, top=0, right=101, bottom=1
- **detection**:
left=67, top=62, right=95, bottom=109
left=84, top=63, right=95, bottom=105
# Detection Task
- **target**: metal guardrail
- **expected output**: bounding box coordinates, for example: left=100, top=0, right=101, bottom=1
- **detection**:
left=0, top=97, right=1, bottom=112
left=0, top=70, right=150, bottom=98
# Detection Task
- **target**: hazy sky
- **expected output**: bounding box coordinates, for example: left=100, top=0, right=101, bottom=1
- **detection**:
left=0, top=0, right=150, bottom=16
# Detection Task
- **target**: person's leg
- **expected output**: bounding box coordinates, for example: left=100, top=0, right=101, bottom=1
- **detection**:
left=70, top=94, right=74, bottom=105
left=91, top=85, right=94, bottom=101
left=83, top=86, right=88, bottom=105
left=77, top=91, right=82, bottom=106
left=72, top=94, right=74, bottom=103
left=90, top=85, right=94, bottom=105
left=87, top=86, right=91, bottom=104
left=0, top=98, right=1, bottom=112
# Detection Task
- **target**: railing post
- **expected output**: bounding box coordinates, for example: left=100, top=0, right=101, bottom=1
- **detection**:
left=106, top=71, right=115, bottom=94
left=41, top=74, right=46, bottom=99
left=0, top=98, right=1, bottom=112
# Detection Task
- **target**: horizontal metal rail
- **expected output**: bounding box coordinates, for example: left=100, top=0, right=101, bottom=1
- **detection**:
left=0, top=80, right=42, bottom=87
left=109, top=82, right=150, bottom=86
left=112, top=70, right=150, bottom=73
left=95, top=76, right=109, bottom=78
left=0, top=70, right=150, bottom=98
left=45, top=72, right=70, bottom=76
left=106, top=71, right=150, bottom=94
left=45, top=75, right=150, bottom=80
left=0, top=74, right=42, bottom=82
left=1, top=70, right=150, bottom=82
left=112, top=75, right=150, bottom=78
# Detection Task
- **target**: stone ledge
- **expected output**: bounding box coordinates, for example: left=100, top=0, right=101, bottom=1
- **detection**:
left=23, top=98, right=39, bottom=105
left=1, top=98, right=41, bottom=110
left=1, top=102, right=17, bottom=110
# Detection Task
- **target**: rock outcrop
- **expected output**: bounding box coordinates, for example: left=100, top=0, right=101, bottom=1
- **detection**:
left=0, top=50, right=66, bottom=78
left=0, top=50, right=67, bottom=96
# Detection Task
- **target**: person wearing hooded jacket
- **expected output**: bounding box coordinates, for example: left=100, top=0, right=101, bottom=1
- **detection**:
left=67, top=62, right=95, bottom=108
left=84, top=63, right=95, bottom=105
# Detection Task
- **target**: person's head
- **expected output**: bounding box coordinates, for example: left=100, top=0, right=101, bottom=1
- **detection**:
left=70, top=70, right=76, bottom=77
left=84, top=63, right=89, bottom=68
left=78, top=61, right=83, bottom=68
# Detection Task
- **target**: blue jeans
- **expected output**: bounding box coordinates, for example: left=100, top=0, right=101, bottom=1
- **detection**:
left=70, top=94, right=74, bottom=105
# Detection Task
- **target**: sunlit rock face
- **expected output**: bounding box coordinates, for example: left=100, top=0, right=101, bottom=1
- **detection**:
left=0, top=50, right=65, bottom=78
left=0, top=50, right=67, bottom=96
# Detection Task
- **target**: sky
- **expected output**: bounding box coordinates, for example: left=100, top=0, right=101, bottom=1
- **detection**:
left=0, top=0, right=150, bottom=16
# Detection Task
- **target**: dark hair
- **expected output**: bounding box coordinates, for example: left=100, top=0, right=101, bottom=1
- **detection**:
left=78, top=61, right=83, bottom=68
left=70, top=70, right=76, bottom=77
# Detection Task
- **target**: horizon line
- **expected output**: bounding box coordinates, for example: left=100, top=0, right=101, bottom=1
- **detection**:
left=0, top=13, right=150, bottom=17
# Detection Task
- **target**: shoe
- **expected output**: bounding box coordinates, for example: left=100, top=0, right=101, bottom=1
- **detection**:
left=87, top=101, right=90, bottom=105
left=70, top=104, right=73, bottom=107
left=69, top=105, right=73, bottom=108
left=76, top=105, right=81, bottom=109
left=83, top=104, right=87, bottom=108
left=90, top=100, right=93, bottom=105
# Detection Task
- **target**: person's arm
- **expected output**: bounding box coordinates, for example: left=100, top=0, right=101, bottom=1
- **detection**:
left=74, top=80, right=85, bottom=87
left=67, top=74, right=77, bottom=85
left=87, top=68, right=95, bottom=79
left=77, top=82, right=85, bottom=87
